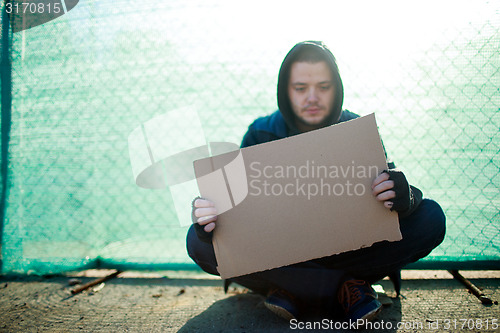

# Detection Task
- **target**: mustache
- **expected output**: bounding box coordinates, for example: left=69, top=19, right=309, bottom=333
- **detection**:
left=303, top=104, right=324, bottom=110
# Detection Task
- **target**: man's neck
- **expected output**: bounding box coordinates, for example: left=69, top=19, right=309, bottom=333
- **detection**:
left=295, top=121, right=321, bottom=133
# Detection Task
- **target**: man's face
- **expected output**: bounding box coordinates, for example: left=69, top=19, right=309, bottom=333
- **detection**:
left=288, top=61, right=335, bottom=132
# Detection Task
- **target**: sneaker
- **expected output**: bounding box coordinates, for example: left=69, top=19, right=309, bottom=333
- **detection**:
left=338, top=279, right=382, bottom=324
left=264, top=289, right=299, bottom=321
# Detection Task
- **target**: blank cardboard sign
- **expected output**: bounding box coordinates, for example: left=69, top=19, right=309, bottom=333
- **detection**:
left=194, top=113, right=401, bottom=279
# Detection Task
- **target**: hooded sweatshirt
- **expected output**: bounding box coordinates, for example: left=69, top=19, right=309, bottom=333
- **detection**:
left=241, top=41, right=357, bottom=148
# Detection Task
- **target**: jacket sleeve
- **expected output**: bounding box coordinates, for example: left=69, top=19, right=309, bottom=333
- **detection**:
left=383, top=169, right=423, bottom=218
left=404, top=185, right=423, bottom=218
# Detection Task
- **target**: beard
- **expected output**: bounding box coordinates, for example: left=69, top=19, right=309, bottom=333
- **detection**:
left=295, top=108, right=332, bottom=129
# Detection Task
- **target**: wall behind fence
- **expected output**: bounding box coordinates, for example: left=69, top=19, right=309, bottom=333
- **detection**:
left=1, top=0, right=499, bottom=274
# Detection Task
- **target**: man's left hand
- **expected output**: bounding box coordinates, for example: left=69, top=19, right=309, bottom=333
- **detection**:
left=372, top=169, right=413, bottom=213
left=372, top=171, right=397, bottom=209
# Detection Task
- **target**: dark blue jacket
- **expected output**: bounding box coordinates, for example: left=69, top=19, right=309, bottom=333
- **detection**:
left=241, top=109, right=360, bottom=148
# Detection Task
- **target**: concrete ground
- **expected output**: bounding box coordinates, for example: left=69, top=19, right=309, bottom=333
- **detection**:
left=0, top=270, right=498, bottom=332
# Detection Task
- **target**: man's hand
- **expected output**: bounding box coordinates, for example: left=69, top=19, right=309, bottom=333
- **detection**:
left=372, top=172, right=396, bottom=209
left=192, top=198, right=218, bottom=233
left=372, top=169, right=417, bottom=215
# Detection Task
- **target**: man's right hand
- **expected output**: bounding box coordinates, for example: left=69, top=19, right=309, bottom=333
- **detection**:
left=192, top=198, right=218, bottom=233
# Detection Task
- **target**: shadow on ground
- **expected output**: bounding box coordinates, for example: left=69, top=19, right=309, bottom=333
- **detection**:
left=179, top=280, right=403, bottom=332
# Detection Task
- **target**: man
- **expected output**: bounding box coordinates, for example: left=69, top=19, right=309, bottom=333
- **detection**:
left=186, top=41, right=446, bottom=323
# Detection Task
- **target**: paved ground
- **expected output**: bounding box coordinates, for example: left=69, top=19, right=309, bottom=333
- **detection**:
left=0, top=270, right=498, bottom=332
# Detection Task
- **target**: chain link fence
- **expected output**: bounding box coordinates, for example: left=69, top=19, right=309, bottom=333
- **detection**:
left=0, top=0, right=498, bottom=274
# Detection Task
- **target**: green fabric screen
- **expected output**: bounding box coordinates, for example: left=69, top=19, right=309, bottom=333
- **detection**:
left=1, top=0, right=499, bottom=274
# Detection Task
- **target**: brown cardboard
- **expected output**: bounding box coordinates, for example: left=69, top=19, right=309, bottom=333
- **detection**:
left=194, top=113, right=402, bottom=279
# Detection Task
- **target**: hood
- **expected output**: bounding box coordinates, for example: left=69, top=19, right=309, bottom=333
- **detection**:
left=277, top=41, right=344, bottom=134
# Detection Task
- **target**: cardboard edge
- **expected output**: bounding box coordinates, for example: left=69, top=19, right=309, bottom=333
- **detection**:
left=218, top=228, right=403, bottom=280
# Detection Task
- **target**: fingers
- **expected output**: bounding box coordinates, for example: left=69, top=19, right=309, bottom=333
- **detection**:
left=372, top=172, right=396, bottom=204
left=194, top=198, right=215, bottom=208
left=193, top=198, right=218, bottom=227
left=204, top=222, right=216, bottom=233
left=194, top=207, right=218, bottom=226
left=194, top=207, right=217, bottom=218
left=372, top=179, right=395, bottom=197
left=372, top=172, right=395, bottom=208
left=196, top=213, right=217, bottom=225
left=372, top=173, right=396, bottom=210
left=371, top=172, right=390, bottom=189
left=374, top=189, right=396, bottom=202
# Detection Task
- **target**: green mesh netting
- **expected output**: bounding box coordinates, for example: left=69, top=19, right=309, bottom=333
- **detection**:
left=1, top=1, right=499, bottom=274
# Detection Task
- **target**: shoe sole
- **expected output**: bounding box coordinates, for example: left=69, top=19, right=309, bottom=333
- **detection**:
left=264, top=302, right=296, bottom=321
left=363, top=305, right=382, bottom=321
left=356, top=305, right=383, bottom=329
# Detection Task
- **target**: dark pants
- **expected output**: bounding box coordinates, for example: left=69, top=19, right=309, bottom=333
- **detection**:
left=186, top=199, right=446, bottom=315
